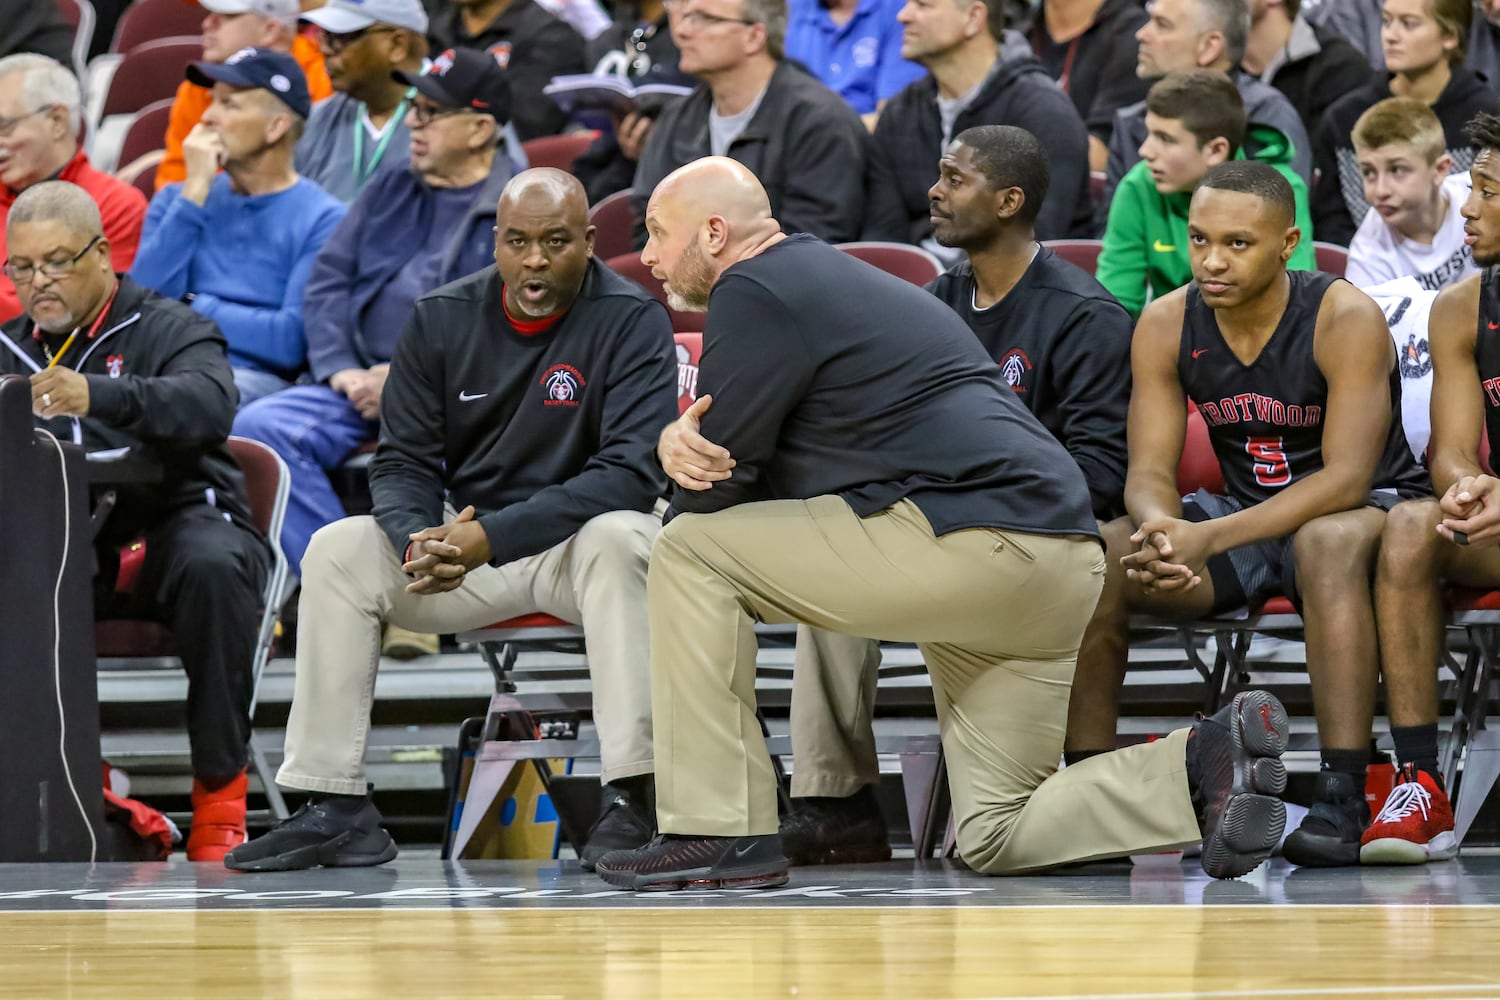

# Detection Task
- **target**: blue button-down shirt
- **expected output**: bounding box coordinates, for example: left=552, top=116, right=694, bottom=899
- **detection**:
left=784, top=0, right=926, bottom=115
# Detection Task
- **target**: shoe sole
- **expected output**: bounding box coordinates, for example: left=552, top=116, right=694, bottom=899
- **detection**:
left=1200, top=691, right=1289, bottom=880
left=1360, top=831, right=1458, bottom=865
left=786, top=843, right=892, bottom=866
left=596, top=860, right=790, bottom=891
left=224, top=829, right=399, bottom=873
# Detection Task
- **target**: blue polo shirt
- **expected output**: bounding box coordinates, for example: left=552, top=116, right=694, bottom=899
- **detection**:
left=784, top=0, right=925, bottom=115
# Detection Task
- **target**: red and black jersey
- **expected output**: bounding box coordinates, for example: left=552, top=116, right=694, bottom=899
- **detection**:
left=1177, top=270, right=1428, bottom=505
left=1474, top=267, right=1500, bottom=463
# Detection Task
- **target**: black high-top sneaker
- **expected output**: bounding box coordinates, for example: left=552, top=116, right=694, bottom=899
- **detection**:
left=779, top=784, right=891, bottom=866
left=224, top=787, right=398, bottom=872
left=1282, top=770, right=1369, bottom=868
left=1186, top=690, right=1290, bottom=879
left=579, top=775, right=656, bottom=872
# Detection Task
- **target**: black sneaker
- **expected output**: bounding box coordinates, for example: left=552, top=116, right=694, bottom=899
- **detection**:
left=223, top=792, right=398, bottom=872
left=1282, top=770, right=1369, bottom=868
left=780, top=785, right=891, bottom=866
left=579, top=777, right=655, bottom=872
left=1187, top=690, right=1289, bottom=879
left=594, top=834, right=789, bottom=891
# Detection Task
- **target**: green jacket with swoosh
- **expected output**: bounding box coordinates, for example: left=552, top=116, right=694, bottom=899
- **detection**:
left=1095, top=123, right=1317, bottom=320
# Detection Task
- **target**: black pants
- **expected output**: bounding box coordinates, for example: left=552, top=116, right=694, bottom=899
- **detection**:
left=97, top=506, right=271, bottom=781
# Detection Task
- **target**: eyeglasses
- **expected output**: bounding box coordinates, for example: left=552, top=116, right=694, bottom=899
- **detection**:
left=0, top=106, right=52, bottom=138
left=319, top=25, right=398, bottom=54
left=408, top=102, right=473, bottom=127
left=2, top=235, right=102, bottom=285
left=663, top=0, right=757, bottom=29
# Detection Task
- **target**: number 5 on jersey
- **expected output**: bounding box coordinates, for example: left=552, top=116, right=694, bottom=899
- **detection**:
left=1247, top=436, right=1291, bottom=487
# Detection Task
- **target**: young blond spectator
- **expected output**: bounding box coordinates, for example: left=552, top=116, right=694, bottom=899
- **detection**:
left=1346, top=96, right=1476, bottom=290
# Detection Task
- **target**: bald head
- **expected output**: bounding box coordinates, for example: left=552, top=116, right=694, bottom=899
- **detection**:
left=648, top=157, right=775, bottom=238
left=640, top=158, right=783, bottom=311
left=497, top=167, right=589, bottom=230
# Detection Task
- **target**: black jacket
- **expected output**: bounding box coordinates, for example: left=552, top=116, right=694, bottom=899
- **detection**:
left=1312, top=68, right=1500, bottom=246
left=1022, top=0, right=1150, bottom=141
left=630, top=60, right=868, bottom=248
left=372, top=259, right=678, bottom=565
left=1262, top=18, right=1375, bottom=144
left=926, top=247, right=1131, bottom=520
left=0, top=0, right=73, bottom=66
left=681, top=235, right=1099, bottom=540
left=428, top=0, right=587, bottom=140
left=0, top=276, right=253, bottom=547
left=864, top=33, right=1092, bottom=243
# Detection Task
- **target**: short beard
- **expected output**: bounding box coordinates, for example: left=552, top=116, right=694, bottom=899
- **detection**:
left=30, top=305, right=78, bottom=334
left=664, top=237, right=714, bottom=312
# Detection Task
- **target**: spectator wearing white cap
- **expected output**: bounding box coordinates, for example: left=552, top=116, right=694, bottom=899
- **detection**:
left=131, top=48, right=347, bottom=405
left=158, top=0, right=334, bottom=190
left=297, top=0, right=432, bottom=203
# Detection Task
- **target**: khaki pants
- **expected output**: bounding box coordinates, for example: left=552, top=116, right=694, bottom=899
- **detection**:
left=278, top=509, right=660, bottom=795
left=650, top=496, right=1203, bottom=873
left=790, top=629, right=881, bottom=798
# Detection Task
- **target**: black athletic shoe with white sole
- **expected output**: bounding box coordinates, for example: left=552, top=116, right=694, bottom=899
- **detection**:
left=223, top=793, right=398, bottom=872
left=594, top=834, right=789, bottom=891
left=1187, top=690, right=1290, bottom=879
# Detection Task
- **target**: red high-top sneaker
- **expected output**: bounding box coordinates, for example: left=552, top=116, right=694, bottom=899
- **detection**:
left=187, top=770, right=248, bottom=862
left=1359, top=765, right=1457, bottom=865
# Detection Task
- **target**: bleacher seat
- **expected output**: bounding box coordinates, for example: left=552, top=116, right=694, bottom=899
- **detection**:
left=589, top=189, right=638, bottom=262
left=604, top=251, right=705, bottom=333
left=1313, top=241, right=1349, bottom=277
left=521, top=131, right=598, bottom=173
left=1044, top=238, right=1104, bottom=276
left=87, top=36, right=199, bottom=172
left=836, top=241, right=943, bottom=285
left=110, top=0, right=205, bottom=54
left=95, top=437, right=292, bottom=819
left=54, top=0, right=96, bottom=83
left=111, top=97, right=173, bottom=176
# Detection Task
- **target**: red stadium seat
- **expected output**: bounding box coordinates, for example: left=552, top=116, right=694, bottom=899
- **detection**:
left=98, top=36, right=201, bottom=119
left=1044, top=238, right=1104, bottom=276
left=111, top=0, right=205, bottom=53
left=604, top=251, right=705, bottom=332
left=54, top=0, right=95, bottom=80
left=588, top=189, right=639, bottom=262
left=115, top=98, right=173, bottom=172
left=1176, top=404, right=1226, bottom=496
left=521, top=131, right=598, bottom=173
left=115, top=149, right=163, bottom=201
left=95, top=437, right=293, bottom=819
left=1089, top=170, right=1106, bottom=208
left=1313, top=241, right=1348, bottom=277
left=835, top=241, right=943, bottom=286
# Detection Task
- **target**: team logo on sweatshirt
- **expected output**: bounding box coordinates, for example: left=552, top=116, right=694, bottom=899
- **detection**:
left=105, top=354, right=124, bottom=379
left=999, top=348, right=1031, bottom=392
left=542, top=364, right=586, bottom=406
left=489, top=42, right=513, bottom=69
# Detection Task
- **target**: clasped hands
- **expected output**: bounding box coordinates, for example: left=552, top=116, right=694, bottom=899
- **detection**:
left=1437, top=474, right=1500, bottom=548
left=402, top=506, right=492, bottom=594
left=1121, top=517, right=1215, bottom=593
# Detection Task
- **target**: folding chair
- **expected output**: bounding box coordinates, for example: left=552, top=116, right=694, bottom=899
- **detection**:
left=520, top=131, right=598, bottom=173
left=604, top=251, right=705, bottom=332
left=589, top=189, right=639, bottom=262
left=1044, top=238, right=1105, bottom=277
left=94, top=437, right=292, bottom=819
left=835, top=241, right=944, bottom=286
left=110, top=0, right=205, bottom=54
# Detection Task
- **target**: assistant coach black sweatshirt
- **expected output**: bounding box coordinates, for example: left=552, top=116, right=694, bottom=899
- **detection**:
left=680, top=235, right=1099, bottom=541
left=372, top=260, right=678, bottom=566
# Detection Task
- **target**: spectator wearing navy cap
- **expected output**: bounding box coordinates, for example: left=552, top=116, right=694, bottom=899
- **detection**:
left=130, top=47, right=347, bottom=405
left=233, top=45, right=519, bottom=593
left=296, top=0, right=433, bottom=204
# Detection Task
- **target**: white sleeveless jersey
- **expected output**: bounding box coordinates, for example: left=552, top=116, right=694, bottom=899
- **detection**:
left=1363, top=276, right=1437, bottom=463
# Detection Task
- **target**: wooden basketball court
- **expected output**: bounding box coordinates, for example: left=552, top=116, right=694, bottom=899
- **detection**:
left=4, top=856, right=1498, bottom=998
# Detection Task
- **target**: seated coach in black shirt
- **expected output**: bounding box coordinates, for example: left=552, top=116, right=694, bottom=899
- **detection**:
left=589, top=156, right=1291, bottom=891
left=226, top=168, right=678, bottom=873
left=0, top=180, right=270, bottom=863
left=781, top=124, right=1135, bottom=868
